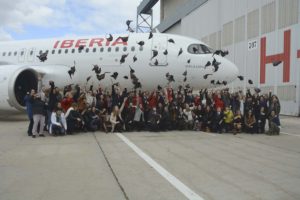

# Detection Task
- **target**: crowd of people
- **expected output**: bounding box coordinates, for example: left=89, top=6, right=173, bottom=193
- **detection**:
left=24, top=79, right=281, bottom=138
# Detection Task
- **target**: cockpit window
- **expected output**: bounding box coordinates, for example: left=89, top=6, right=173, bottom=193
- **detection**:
left=200, top=45, right=212, bottom=54
left=187, top=44, right=213, bottom=54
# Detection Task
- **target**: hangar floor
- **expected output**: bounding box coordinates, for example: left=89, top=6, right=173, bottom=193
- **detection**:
left=0, top=116, right=299, bottom=200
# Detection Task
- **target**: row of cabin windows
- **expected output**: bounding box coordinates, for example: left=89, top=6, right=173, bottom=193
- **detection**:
left=1, top=46, right=143, bottom=57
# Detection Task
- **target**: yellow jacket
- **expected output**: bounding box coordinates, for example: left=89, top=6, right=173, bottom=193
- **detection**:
left=224, top=110, right=234, bottom=123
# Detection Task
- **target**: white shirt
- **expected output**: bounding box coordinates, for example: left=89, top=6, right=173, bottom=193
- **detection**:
left=49, top=112, right=67, bottom=133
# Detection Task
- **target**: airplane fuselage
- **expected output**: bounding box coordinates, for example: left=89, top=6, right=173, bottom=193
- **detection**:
left=0, top=33, right=239, bottom=112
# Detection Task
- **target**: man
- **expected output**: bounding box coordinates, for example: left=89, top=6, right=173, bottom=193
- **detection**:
left=202, top=105, right=214, bottom=132
left=160, top=106, right=171, bottom=131
left=212, top=107, right=224, bottom=133
left=85, top=106, right=101, bottom=132
left=24, top=89, right=35, bottom=136
left=30, top=93, right=47, bottom=138
left=257, top=107, right=267, bottom=133
left=65, top=103, right=84, bottom=134
left=123, top=102, right=135, bottom=131
left=147, top=107, right=161, bottom=132
left=192, top=105, right=204, bottom=131
left=132, top=93, right=144, bottom=131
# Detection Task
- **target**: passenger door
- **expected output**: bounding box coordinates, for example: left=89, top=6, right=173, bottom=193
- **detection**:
left=18, top=48, right=26, bottom=63
left=150, top=35, right=168, bottom=66
left=27, top=48, right=36, bottom=62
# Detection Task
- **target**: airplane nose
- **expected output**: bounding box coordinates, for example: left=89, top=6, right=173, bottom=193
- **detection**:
left=219, top=57, right=239, bottom=83
left=231, top=62, right=239, bottom=81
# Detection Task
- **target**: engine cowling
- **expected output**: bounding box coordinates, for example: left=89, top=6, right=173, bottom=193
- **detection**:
left=0, top=64, right=70, bottom=112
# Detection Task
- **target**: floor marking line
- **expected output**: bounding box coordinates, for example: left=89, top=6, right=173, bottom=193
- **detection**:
left=92, top=133, right=130, bottom=200
left=280, top=132, right=300, bottom=137
left=116, top=133, right=205, bottom=200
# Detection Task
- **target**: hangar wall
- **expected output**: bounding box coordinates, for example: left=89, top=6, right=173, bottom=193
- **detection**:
left=160, top=0, right=189, bottom=21
left=159, top=0, right=300, bottom=116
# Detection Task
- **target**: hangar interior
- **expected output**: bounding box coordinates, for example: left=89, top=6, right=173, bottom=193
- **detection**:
left=137, top=0, right=300, bottom=116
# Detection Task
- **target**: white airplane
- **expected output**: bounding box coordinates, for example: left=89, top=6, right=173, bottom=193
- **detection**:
left=0, top=33, right=238, bottom=113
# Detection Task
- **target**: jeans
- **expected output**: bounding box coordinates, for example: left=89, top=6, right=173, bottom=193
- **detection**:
left=27, top=118, right=34, bottom=135
left=52, top=124, right=66, bottom=135
left=32, top=114, right=45, bottom=136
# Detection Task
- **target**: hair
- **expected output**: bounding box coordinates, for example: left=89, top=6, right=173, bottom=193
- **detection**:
left=112, top=106, right=120, bottom=116
left=71, top=103, right=78, bottom=108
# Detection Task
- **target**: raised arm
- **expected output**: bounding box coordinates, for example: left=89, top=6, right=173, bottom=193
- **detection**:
left=37, top=75, right=43, bottom=94
left=119, top=97, right=128, bottom=113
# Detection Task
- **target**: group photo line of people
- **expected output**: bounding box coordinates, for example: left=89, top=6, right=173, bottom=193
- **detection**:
left=24, top=79, right=281, bottom=138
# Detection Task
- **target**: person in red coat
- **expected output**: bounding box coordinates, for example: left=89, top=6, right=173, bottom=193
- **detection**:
left=194, top=95, right=201, bottom=106
left=61, top=92, right=74, bottom=112
left=213, top=93, right=224, bottom=110
left=148, top=92, right=158, bottom=109
left=166, top=88, right=174, bottom=103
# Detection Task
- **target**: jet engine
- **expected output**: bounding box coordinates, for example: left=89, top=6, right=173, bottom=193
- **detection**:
left=0, top=65, right=70, bottom=112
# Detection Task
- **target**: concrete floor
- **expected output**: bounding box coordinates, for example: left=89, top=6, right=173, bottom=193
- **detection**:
left=0, top=116, right=300, bottom=200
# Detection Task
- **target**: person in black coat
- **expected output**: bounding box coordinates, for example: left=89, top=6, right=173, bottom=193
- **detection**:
left=202, top=106, right=214, bottom=132
left=24, top=89, right=35, bottom=136
left=85, top=106, right=101, bottom=132
left=123, top=103, right=136, bottom=131
left=169, top=103, right=178, bottom=130
left=66, top=103, right=85, bottom=134
left=212, top=107, right=224, bottom=133
left=111, top=84, right=122, bottom=108
left=193, top=105, right=204, bottom=131
left=47, top=81, right=61, bottom=129
left=244, top=110, right=257, bottom=134
left=30, top=93, right=47, bottom=138
left=176, top=107, right=187, bottom=130
left=160, top=106, right=171, bottom=131
left=257, top=107, right=267, bottom=133
left=147, top=107, right=161, bottom=132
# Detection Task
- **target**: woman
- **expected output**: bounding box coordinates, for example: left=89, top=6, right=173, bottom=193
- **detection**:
left=233, top=110, right=243, bottom=134
left=244, top=110, right=257, bottom=134
left=183, top=104, right=194, bottom=130
left=223, top=106, right=234, bottom=133
left=61, top=92, right=74, bottom=112
left=268, top=95, right=281, bottom=129
left=267, top=111, right=280, bottom=135
left=50, top=109, right=67, bottom=136
left=110, top=97, right=127, bottom=133
left=213, top=92, right=224, bottom=110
